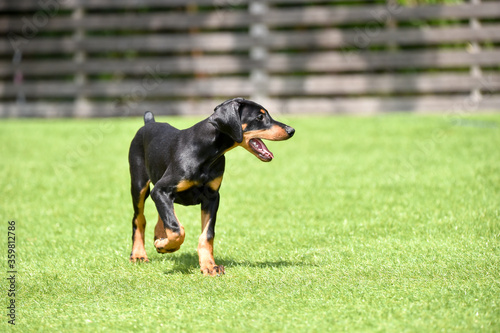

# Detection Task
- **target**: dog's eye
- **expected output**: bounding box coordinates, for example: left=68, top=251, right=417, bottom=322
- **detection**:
left=256, top=114, right=265, bottom=121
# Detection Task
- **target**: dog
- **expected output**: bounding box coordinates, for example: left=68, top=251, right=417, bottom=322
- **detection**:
left=128, top=97, right=295, bottom=276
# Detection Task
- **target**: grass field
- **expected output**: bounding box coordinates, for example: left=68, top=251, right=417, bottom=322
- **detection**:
left=1, top=113, right=499, bottom=332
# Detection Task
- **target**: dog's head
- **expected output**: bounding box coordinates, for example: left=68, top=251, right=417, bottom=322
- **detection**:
left=209, top=97, right=295, bottom=162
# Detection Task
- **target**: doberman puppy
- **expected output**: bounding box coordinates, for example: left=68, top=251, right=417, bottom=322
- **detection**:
left=128, top=97, right=295, bottom=276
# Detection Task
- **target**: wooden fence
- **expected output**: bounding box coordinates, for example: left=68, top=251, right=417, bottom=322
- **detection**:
left=1, top=0, right=499, bottom=117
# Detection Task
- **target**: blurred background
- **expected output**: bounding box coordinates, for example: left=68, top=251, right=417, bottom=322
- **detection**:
left=1, top=0, right=499, bottom=117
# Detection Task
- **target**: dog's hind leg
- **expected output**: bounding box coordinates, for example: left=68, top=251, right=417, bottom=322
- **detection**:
left=129, top=135, right=151, bottom=262
left=130, top=179, right=150, bottom=262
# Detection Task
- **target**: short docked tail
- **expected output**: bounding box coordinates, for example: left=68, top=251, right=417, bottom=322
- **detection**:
left=144, top=111, right=155, bottom=124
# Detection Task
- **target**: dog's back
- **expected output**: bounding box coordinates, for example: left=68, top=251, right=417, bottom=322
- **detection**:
left=130, top=112, right=182, bottom=184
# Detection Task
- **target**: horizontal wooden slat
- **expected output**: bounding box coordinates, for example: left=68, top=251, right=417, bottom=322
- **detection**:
left=0, top=12, right=251, bottom=33
left=267, top=25, right=500, bottom=50
left=0, top=11, right=252, bottom=32
left=3, top=49, right=500, bottom=77
left=0, top=32, right=251, bottom=54
left=2, top=95, right=500, bottom=117
left=2, top=74, right=499, bottom=98
left=2, top=3, right=499, bottom=32
left=0, top=101, right=225, bottom=117
left=265, top=3, right=500, bottom=27
left=0, top=55, right=253, bottom=76
left=0, top=0, right=240, bottom=11
left=2, top=25, right=500, bottom=55
left=268, top=49, right=500, bottom=73
left=271, top=96, right=500, bottom=115
left=0, top=0, right=369, bottom=11
left=268, top=74, right=500, bottom=95
left=0, top=78, right=254, bottom=98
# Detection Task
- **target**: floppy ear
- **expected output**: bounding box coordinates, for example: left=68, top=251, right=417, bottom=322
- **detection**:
left=209, top=98, right=244, bottom=143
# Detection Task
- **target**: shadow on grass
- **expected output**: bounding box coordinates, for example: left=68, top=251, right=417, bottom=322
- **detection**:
left=158, top=251, right=314, bottom=275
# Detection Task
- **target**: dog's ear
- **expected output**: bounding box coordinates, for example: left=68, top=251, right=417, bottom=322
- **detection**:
left=209, top=98, right=244, bottom=143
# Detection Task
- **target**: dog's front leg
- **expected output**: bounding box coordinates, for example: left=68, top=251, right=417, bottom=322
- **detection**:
left=150, top=185, right=185, bottom=253
left=198, top=191, right=225, bottom=276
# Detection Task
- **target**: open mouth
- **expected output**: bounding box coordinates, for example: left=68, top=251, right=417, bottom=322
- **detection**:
left=249, top=138, right=274, bottom=162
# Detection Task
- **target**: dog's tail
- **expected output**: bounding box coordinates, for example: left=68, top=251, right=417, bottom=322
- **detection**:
left=144, top=111, right=155, bottom=124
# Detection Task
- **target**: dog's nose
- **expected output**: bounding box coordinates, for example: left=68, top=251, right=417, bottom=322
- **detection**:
left=285, top=126, right=295, bottom=138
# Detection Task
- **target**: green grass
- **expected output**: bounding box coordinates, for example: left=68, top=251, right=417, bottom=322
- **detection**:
left=1, top=114, right=499, bottom=332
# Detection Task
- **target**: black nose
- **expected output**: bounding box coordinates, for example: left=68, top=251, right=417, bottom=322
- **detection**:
left=285, top=126, right=295, bottom=138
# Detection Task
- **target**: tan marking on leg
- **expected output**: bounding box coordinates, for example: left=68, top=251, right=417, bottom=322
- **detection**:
left=130, top=181, right=151, bottom=262
left=207, top=176, right=223, bottom=191
left=154, top=215, right=167, bottom=239
left=197, top=210, right=224, bottom=276
left=176, top=179, right=200, bottom=192
left=154, top=213, right=185, bottom=253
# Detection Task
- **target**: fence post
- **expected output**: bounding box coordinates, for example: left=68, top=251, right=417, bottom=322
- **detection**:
left=12, top=50, right=25, bottom=107
left=469, top=0, right=482, bottom=103
left=73, top=6, right=89, bottom=116
left=249, top=0, right=269, bottom=103
left=187, top=3, right=204, bottom=78
left=386, top=0, right=398, bottom=53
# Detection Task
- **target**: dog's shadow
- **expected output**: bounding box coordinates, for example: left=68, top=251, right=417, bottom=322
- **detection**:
left=156, top=252, right=309, bottom=275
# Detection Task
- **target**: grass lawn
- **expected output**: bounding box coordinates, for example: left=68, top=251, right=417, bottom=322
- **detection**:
left=1, top=113, right=499, bottom=332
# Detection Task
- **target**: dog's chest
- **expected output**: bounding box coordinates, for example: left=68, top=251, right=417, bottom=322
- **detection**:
left=174, top=179, right=219, bottom=206
left=181, top=152, right=225, bottom=182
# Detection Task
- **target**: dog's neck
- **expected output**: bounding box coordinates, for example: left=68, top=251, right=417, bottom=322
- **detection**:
left=186, top=118, right=237, bottom=166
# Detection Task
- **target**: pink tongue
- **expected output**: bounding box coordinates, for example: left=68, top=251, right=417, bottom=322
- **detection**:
left=250, top=139, right=274, bottom=159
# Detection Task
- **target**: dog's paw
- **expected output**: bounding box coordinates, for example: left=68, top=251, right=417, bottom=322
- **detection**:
left=201, top=265, right=225, bottom=277
left=154, top=229, right=185, bottom=253
left=154, top=238, right=181, bottom=253
left=129, top=255, right=149, bottom=263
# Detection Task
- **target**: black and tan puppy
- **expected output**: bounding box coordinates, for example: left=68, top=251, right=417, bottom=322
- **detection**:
left=128, top=97, right=295, bottom=276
